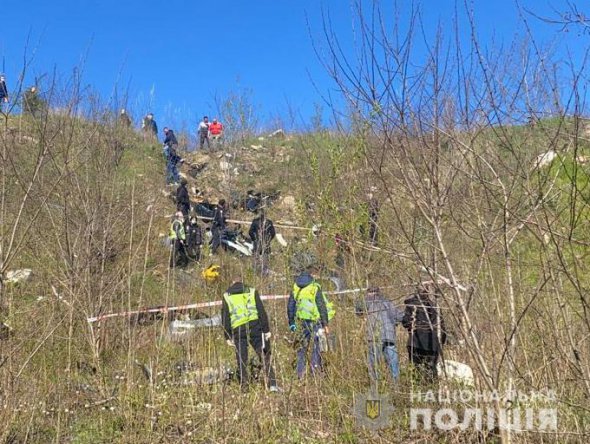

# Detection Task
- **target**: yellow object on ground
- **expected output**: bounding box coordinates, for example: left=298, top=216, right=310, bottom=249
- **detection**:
left=202, top=264, right=221, bottom=283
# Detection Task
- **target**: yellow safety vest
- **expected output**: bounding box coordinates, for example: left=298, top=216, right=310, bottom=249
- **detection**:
left=293, top=282, right=335, bottom=322
left=169, top=219, right=186, bottom=241
left=224, top=288, right=259, bottom=329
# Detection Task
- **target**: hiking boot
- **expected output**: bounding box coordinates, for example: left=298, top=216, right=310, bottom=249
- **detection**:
left=269, top=385, right=281, bottom=393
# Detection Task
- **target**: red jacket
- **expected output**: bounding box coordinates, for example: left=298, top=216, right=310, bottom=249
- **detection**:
left=209, top=122, right=223, bottom=135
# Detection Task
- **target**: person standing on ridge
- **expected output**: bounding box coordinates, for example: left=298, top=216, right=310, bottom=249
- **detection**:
left=356, top=287, right=404, bottom=382
left=249, top=209, right=276, bottom=275
left=163, top=127, right=181, bottom=184
left=142, top=113, right=158, bottom=139
left=288, top=267, right=334, bottom=378
left=198, top=116, right=210, bottom=151
left=221, top=277, right=279, bottom=392
left=209, top=117, right=224, bottom=149
left=23, top=86, right=47, bottom=117
left=119, top=109, right=132, bottom=128
left=163, top=127, right=178, bottom=156
left=0, top=74, right=9, bottom=110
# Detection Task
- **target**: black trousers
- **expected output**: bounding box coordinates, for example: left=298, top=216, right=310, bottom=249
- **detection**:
left=170, top=240, right=188, bottom=268
left=408, top=347, right=439, bottom=383
left=211, top=226, right=225, bottom=254
left=233, top=321, right=276, bottom=389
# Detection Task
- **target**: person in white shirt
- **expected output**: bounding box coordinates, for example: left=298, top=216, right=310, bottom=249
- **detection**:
left=198, top=116, right=210, bottom=150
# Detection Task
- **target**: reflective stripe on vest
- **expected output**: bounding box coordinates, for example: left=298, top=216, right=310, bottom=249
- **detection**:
left=293, top=282, right=321, bottom=321
left=169, top=219, right=186, bottom=241
left=224, top=288, right=259, bottom=329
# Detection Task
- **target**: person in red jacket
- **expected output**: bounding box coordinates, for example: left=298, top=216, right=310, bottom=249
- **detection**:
left=209, top=118, right=224, bottom=139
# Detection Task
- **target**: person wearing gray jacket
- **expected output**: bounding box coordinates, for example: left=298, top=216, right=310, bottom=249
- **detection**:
left=356, top=287, right=404, bottom=381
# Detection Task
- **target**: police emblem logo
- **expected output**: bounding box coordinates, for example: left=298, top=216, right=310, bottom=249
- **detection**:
left=366, top=399, right=381, bottom=420
left=353, top=391, right=394, bottom=430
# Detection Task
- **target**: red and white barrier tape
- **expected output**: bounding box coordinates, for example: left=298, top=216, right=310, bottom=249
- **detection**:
left=86, top=287, right=380, bottom=324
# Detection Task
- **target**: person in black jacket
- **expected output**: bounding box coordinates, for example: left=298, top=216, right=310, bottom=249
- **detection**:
left=401, top=284, right=446, bottom=382
left=163, top=127, right=178, bottom=150
left=176, top=178, right=190, bottom=217
left=248, top=210, right=276, bottom=275
left=0, top=74, right=9, bottom=110
left=185, top=214, right=202, bottom=262
left=142, top=113, right=158, bottom=139
left=210, top=199, right=227, bottom=254
left=221, top=279, right=278, bottom=392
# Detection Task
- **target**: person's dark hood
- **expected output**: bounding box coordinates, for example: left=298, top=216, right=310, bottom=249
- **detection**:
left=227, top=282, right=247, bottom=294
left=295, top=272, right=314, bottom=288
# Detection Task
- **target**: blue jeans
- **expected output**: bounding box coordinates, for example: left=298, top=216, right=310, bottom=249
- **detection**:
left=368, top=341, right=400, bottom=381
left=296, top=320, right=322, bottom=378
left=166, top=160, right=179, bottom=184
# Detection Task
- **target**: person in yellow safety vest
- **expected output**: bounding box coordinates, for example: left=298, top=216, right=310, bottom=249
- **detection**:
left=221, top=279, right=279, bottom=392
left=287, top=267, right=334, bottom=378
left=169, top=211, right=188, bottom=268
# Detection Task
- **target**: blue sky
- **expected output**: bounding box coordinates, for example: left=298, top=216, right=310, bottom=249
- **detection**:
left=0, top=0, right=582, bottom=131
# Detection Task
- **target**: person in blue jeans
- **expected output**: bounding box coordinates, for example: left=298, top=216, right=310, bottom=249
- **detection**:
left=356, top=287, right=404, bottom=382
left=287, top=269, right=330, bottom=379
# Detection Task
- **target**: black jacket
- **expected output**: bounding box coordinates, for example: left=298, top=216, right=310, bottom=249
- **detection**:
left=176, top=184, right=190, bottom=214
left=168, top=148, right=181, bottom=165
left=221, top=282, right=270, bottom=339
left=212, top=205, right=226, bottom=229
left=186, top=222, right=202, bottom=247
left=0, top=80, right=8, bottom=100
left=249, top=216, right=276, bottom=254
left=164, top=129, right=178, bottom=147
left=402, top=292, right=446, bottom=353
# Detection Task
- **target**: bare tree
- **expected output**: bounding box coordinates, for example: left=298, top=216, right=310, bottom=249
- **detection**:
left=311, top=0, right=590, bottom=441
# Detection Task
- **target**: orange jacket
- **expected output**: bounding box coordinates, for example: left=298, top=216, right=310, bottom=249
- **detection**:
left=209, top=122, right=223, bottom=135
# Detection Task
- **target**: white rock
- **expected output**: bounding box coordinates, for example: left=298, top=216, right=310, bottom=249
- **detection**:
left=437, top=360, right=474, bottom=386
left=276, top=233, right=288, bottom=247
left=250, top=145, right=263, bottom=150
left=268, top=129, right=285, bottom=138
left=535, top=150, right=557, bottom=169
left=5, top=269, right=32, bottom=284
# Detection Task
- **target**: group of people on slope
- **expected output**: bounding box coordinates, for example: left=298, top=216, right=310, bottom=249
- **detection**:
left=168, top=196, right=277, bottom=275
left=356, top=284, right=446, bottom=384
left=0, top=75, right=47, bottom=117
left=219, top=269, right=445, bottom=392
left=121, top=110, right=225, bottom=152
left=220, top=267, right=335, bottom=392
left=197, top=115, right=224, bottom=151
